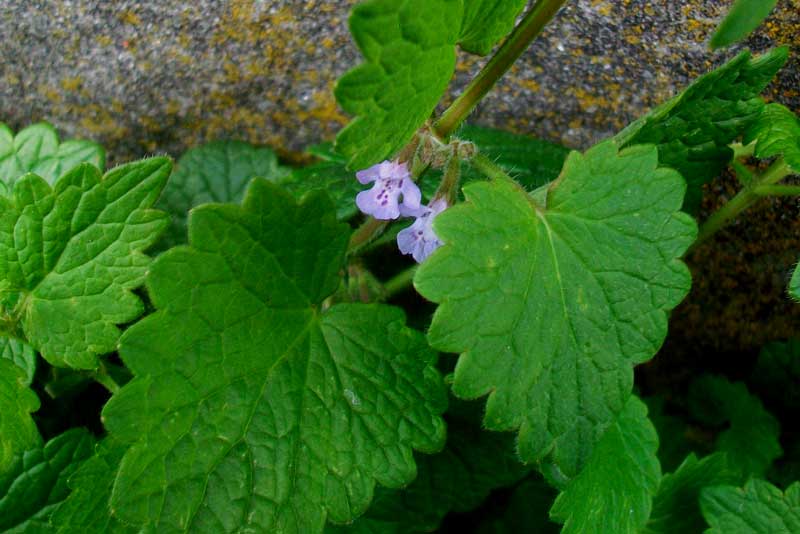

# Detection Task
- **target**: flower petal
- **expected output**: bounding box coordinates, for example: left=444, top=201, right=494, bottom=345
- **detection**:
left=356, top=185, right=401, bottom=219
left=419, top=238, right=441, bottom=262
left=396, top=225, right=419, bottom=255
left=356, top=165, right=379, bottom=184
left=400, top=179, right=422, bottom=211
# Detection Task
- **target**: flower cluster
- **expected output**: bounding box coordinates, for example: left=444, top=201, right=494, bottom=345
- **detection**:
left=396, top=199, right=447, bottom=263
left=355, top=160, right=446, bottom=263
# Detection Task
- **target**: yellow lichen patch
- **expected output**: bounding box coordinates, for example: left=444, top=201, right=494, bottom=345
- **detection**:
left=75, top=104, right=130, bottom=142
left=625, top=34, right=641, bottom=46
left=570, top=87, right=612, bottom=113
left=213, top=1, right=296, bottom=48
left=165, top=100, right=183, bottom=116
left=223, top=61, right=240, bottom=81
left=118, top=10, right=141, bottom=26
left=305, top=89, right=349, bottom=126
left=454, top=53, right=481, bottom=75
left=244, top=61, right=271, bottom=80
left=594, top=1, right=613, bottom=18
left=177, top=33, right=192, bottom=49
left=762, top=4, right=800, bottom=46
left=38, top=84, right=63, bottom=104
left=138, top=116, right=162, bottom=133
left=60, top=77, right=83, bottom=92
left=95, top=35, right=114, bottom=47
left=518, top=79, right=541, bottom=93
left=689, top=18, right=705, bottom=33
left=175, top=52, right=195, bottom=66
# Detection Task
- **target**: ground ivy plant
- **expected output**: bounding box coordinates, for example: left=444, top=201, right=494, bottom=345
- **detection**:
left=1, top=0, right=799, bottom=532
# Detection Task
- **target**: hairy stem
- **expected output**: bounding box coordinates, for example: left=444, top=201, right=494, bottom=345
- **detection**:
left=348, top=217, right=387, bottom=255
left=470, top=152, right=513, bottom=181
left=692, top=158, right=792, bottom=249
left=754, top=184, right=800, bottom=197
left=93, top=364, right=121, bottom=395
left=436, top=148, right=463, bottom=204
left=433, top=0, right=569, bottom=139
left=360, top=225, right=402, bottom=254
left=383, top=266, right=418, bottom=299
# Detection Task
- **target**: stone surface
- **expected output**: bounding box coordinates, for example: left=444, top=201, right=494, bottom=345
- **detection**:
left=0, top=0, right=797, bottom=164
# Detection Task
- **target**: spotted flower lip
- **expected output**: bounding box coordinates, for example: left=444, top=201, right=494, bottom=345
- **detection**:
left=355, top=160, right=421, bottom=220
left=397, top=198, right=448, bottom=263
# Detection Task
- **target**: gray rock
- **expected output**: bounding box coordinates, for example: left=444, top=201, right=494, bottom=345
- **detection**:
left=0, top=0, right=797, bottom=164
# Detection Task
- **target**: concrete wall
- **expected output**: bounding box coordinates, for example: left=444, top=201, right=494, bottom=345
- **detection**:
left=1, top=0, right=797, bottom=164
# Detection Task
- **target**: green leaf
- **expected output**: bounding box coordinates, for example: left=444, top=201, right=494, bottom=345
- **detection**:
left=334, top=0, right=554, bottom=168
left=701, top=479, right=800, bottom=534
left=791, top=262, right=800, bottom=301
left=306, top=142, right=348, bottom=164
left=335, top=0, right=462, bottom=169
left=753, top=339, right=800, bottom=411
left=710, top=0, right=778, bottom=50
left=459, top=124, right=571, bottom=188
left=459, top=0, right=527, bottom=55
left=745, top=103, right=800, bottom=173
left=688, top=375, right=782, bottom=478
left=0, top=335, right=36, bottom=385
left=770, top=441, right=800, bottom=491
left=644, top=453, right=740, bottom=534
left=643, top=396, right=693, bottom=473
left=103, top=180, right=447, bottom=533
left=157, top=140, right=288, bottom=250
left=549, top=396, right=661, bottom=534
left=0, top=159, right=171, bottom=369
left=475, top=477, right=561, bottom=534
left=0, top=123, right=105, bottom=187
left=280, top=162, right=363, bottom=220
left=50, top=440, right=140, bottom=534
left=0, top=428, right=94, bottom=533
left=328, top=400, right=529, bottom=533
left=616, top=47, right=788, bottom=212
left=415, top=141, right=695, bottom=479
left=0, top=358, right=40, bottom=475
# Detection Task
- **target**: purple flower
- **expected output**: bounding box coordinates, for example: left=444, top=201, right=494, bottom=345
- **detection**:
left=355, top=160, right=421, bottom=220
left=397, top=198, right=447, bottom=263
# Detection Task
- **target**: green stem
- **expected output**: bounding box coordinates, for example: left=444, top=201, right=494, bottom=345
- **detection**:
left=730, top=141, right=756, bottom=160
left=692, top=158, right=792, bottom=249
left=754, top=184, right=800, bottom=197
left=433, top=0, right=569, bottom=139
left=93, top=365, right=120, bottom=395
left=360, top=225, right=402, bottom=254
left=436, top=149, right=462, bottom=204
left=470, top=152, right=513, bottom=181
left=760, top=158, right=793, bottom=186
left=383, top=266, right=418, bottom=299
left=348, top=217, right=387, bottom=255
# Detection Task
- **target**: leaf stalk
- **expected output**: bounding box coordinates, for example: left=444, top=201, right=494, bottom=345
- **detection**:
left=470, top=152, right=513, bottom=181
left=433, top=0, right=569, bottom=139
left=93, top=364, right=121, bottom=394
left=383, top=266, right=418, bottom=299
left=347, top=217, right=387, bottom=256
left=753, top=184, right=800, bottom=197
left=692, top=158, right=793, bottom=249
